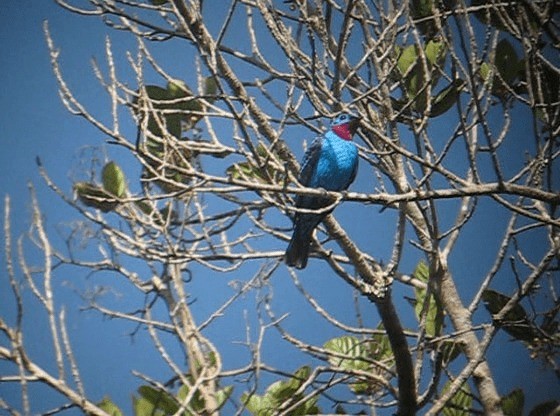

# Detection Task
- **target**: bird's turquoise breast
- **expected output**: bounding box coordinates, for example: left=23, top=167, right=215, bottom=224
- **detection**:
left=314, top=135, right=358, bottom=190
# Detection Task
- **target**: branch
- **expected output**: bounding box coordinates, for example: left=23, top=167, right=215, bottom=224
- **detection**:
left=371, top=289, right=417, bottom=416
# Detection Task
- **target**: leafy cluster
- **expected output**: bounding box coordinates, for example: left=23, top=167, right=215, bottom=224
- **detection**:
left=2, top=0, right=558, bottom=415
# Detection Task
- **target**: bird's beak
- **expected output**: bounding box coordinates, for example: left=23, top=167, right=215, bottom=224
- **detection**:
left=348, top=116, right=361, bottom=135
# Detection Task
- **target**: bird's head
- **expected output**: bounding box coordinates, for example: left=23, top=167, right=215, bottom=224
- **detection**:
left=330, top=113, right=361, bottom=141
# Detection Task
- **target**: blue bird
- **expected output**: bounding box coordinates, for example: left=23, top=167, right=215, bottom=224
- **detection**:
left=285, top=113, right=360, bottom=269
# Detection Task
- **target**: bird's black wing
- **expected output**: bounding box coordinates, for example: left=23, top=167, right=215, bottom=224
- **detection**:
left=345, top=154, right=359, bottom=189
left=295, top=136, right=324, bottom=209
left=298, top=136, right=323, bottom=187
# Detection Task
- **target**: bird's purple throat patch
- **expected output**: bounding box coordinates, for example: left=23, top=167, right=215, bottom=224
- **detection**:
left=331, top=124, right=353, bottom=141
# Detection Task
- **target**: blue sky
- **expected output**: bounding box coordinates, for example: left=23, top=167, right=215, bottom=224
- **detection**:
left=1, top=1, right=558, bottom=414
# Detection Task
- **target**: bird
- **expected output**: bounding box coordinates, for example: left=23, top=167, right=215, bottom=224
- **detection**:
left=285, top=113, right=360, bottom=269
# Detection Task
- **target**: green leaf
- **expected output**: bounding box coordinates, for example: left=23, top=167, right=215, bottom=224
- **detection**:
left=390, top=96, right=409, bottom=114
left=479, top=60, right=502, bottom=96
left=158, top=204, right=177, bottom=223
left=166, top=79, right=192, bottom=98
left=242, top=367, right=319, bottom=415
left=440, top=340, right=462, bottom=364
left=411, top=0, right=433, bottom=20
left=442, top=381, right=472, bottom=416
left=538, top=62, right=560, bottom=106
left=501, top=388, right=524, bottom=416
left=324, top=327, right=394, bottom=395
left=266, top=380, right=294, bottom=403
left=479, top=61, right=492, bottom=82
left=265, top=366, right=310, bottom=403
left=132, top=395, right=162, bottom=416
left=495, top=39, right=520, bottom=85
left=397, top=40, right=446, bottom=113
left=285, top=366, right=311, bottom=392
left=135, top=201, right=177, bottom=226
left=168, top=81, right=202, bottom=111
left=74, top=182, right=119, bottom=212
left=135, top=200, right=154, bottom=215
left=204, top=76, right=218, bottom=99
left=410, top=0, right=451, bottom=39
left=423, top=38, right=447, bottom=93
left=297, top=396, right=320, bottom=415
left=143, top=146, right=194, bottom=193
left=255, top=143, right=269, bottom=158
left=177, top=382, right=205, bottom=412
left=226, top=144, right=281, bottom=183
left=479, top=39, right=522, bottom=98
left=471, top=0, right=540, bottom=36
left=370, top=327, right=394, bottom=363
left=142, top=85, right=182, bottom=140
left=242, top=392, right=276, bottom=416
left=471, top=0, right=508, bottom=31
left=517, top=58, right=560, bottom=122
left=413, top=260, right=429, bottom=281
left=325, top=335, right=379, bottom=394
left=102, top=161, right=127, bottom=198
left=137, top=385, right=179, bottom=414
left=134, top=80, right=204, bottom=140
left=397, top=44, right=418, bottom=76
left=215, top=385, right=234, bottom=410
left=335, top=404, right=347, bottom=414
left=413, top=261, right=442, bottom=337
left=226, top=162, right=255, bottom=180
left=97, top=396, right=123, bottom=416
left=430, top=79, right=464, bottom=117
left=226, top=162, right=268, bottom=182
left=324, top=336, right=369, bottom=371
left=397, top=44, right=423, bottom=105
left=529, top=400, right=560, bottom=416
left=481, top=289, right=539, bottom=343
left=481, top=288, right=523, bottom=316
left=411, top=0, right=435, bottom=37
left=166, top=79, right=205, bottom=130
left=425, top=39, right=446, bottom=67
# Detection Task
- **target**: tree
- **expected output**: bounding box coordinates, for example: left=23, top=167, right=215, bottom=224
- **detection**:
left=1, top=0, right=559, bottom=415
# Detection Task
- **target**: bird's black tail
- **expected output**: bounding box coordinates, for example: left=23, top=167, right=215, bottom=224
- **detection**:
left=284, top=224, right=313, bottom=269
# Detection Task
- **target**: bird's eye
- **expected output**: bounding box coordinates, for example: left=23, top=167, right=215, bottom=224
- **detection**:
left=340, top=114, right=347, bottom=120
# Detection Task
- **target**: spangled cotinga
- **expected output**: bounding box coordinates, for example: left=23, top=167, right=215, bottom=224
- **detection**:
left=285, top=113, right=360, bottom=269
